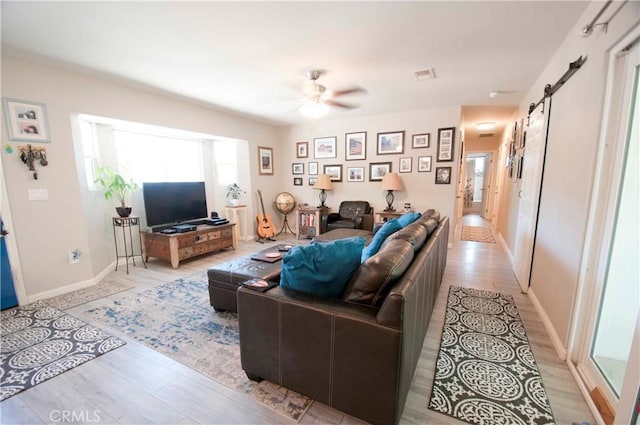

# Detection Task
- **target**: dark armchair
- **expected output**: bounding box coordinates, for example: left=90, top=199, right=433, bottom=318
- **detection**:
left=327, top=201, right=373, bottom=232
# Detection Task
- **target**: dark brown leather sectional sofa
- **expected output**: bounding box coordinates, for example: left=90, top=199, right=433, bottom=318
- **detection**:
left=237, top=211, right=449, bottom=425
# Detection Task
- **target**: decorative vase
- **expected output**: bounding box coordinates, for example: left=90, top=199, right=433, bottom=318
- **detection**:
left=116, top=206, right=132, bottom=217
left=230, top=199, right=241, bottom=207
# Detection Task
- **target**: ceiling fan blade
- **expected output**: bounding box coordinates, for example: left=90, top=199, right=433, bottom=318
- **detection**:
left=331, top=87, right=366, bottom=97
left=324, top=99, right=357, bottom=109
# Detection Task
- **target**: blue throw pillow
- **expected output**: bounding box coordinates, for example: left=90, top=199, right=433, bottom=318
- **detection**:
left=361, top=219, right=402, bottom=262
left=397, top=212, right=421, bottom=227
left=280, top=236, right=366, bottom=298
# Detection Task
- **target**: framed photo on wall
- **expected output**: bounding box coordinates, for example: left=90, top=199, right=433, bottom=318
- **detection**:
left=346, top=166, right=365, bottom=182
left=369, top=162, right=392, bottom=181
left=293, top=177, right=303, bottom=186
left=296, top=141, right=308, bottom=158
left=292, top=163, right=304, bottom=175
left=377, top=131, right=405, bottom=155
left=399, top=157, right=412, bottom=173
left=308, top=176, right=317, bottom=186
left=345, top=131, right=366, bottom=160
left=308, top=161, right=318, bottom=175
left=435, top=166, right=452, bottom=184
left=2, top=98, right=50, bottom=143
left=436, top=127, right=456, bottom=162
left=412, top=133, right=430, bottom=149
left=323, top=164, right=343, bottom=182
left=418, top=156, right=432, bottom=172
left=258, top=146, right=274, bottom=175
left=314, top=136, right=337, bottom=159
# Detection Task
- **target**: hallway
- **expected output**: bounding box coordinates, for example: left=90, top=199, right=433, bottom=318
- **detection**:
left=403, top=214, right=595, bottom=424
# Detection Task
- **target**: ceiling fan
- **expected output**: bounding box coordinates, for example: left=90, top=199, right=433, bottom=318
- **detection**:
left=300, top=70, right=364, bottom=115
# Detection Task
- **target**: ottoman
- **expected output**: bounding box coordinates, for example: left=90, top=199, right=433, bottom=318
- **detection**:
left=208, top=256, right=282, bottom=312
left=312, top=228, right=372, bottom=244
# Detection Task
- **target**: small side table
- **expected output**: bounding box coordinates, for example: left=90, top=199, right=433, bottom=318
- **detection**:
left=225, top=205, right=249, bottom=242
left=112, top=216, right=147, bottom=274
left=376, top=211, right=404, bottom=223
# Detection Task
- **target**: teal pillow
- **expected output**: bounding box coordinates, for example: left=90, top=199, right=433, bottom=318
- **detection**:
left=361, top=219, right=402, bottom=262
left=280, top=237, right=366, bottom=298
left=397, top=212, right=421, bottom=227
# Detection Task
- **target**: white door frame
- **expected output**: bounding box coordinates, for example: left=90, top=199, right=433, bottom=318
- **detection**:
left=568, top=26, right=640, bottom=421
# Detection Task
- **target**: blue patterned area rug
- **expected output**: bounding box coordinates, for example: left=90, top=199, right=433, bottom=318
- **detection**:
left=428, top=286, right=555, bottom=425
left=0, top=301, right=125, bottom=401
left=84, top=276, right=312, bottom=422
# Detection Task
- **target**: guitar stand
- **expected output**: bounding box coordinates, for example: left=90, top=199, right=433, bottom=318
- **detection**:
left=276, top=213, right=295, bottom=236
left=255, top=236, right=275, bottom=244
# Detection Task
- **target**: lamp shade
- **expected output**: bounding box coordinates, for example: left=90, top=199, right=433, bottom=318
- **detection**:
left=314, top=174, right=333, bottom=190
left=381, top=172, right=402, bottom=191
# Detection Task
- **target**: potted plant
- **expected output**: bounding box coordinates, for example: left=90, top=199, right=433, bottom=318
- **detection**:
left=94, top=166, right=139, bottom=217
left=226, top=183, right=245, bottom=206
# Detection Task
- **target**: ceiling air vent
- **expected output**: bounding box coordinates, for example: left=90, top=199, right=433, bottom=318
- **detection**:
left=479, top=133, right=494, bottom=138
left=415, top=68, right=436, bottom=81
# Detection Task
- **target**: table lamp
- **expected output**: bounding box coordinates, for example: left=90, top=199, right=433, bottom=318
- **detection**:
left=381, top=172, right=402, bottom=211
left=313, top=174, right=333, bottom=208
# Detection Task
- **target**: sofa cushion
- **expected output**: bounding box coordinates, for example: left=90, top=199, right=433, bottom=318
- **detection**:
left=397, top=211, right=421, bottom=227
left=423, top=209, right=440, bottom=222
left=343, top=239, right=414, bottom=306
left=361, top=218, right=402, bottom=262
left=280, top=236, right=366, bottom=298
left=416, top=217, right=438, bottom=237
left=385, top=221, right=428, bottom=251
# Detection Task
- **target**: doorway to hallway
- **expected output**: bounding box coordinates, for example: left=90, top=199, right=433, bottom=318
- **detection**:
left=463, top=152, right=492, bottom=219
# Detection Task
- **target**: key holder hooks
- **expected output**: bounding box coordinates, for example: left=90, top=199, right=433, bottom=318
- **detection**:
left=18, top=144, right=48, bottom=180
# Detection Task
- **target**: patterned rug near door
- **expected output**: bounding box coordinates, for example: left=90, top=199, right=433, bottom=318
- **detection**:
left=0, top=301, right=125, bottom=401
left=83, top=276, right=312, bottom=422
left=461, top=225, right=496, bottom=243
left=428, top=286, right=555, bottom=425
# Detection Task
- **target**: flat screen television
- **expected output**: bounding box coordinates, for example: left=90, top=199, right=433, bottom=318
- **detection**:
left=142, top=182, right=208, bottom=228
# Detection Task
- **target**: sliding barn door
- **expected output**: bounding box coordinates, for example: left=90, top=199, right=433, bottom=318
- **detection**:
left=512, top=102, right=549, bottom=292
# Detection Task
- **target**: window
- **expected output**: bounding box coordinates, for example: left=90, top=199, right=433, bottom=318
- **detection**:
left=213, top=139, right=238, bottom=186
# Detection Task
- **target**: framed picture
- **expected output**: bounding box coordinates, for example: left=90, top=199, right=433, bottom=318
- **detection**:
left=308, top=161, right=318, bottom=175
left=418, top=156, right=432, bottom=172
left=293, top=177, right=303, bottom=186
left=435, top=166, right=452, bottom=184
left=296, top=141, right=308, bottom=158
left=314, top=136, right=337, bottom=159
left=346, top=166, right=365, bottom=182
left=323, top=164, right=343, bottom=182
left=399, top=157, right=412, bottom=173
left=436, top=127, right=456, bottom=162
left=369, top=162, right=392, bottom=181
left=345, top=131, right=366, bottom=160
left=308, top=176, right=317, bottom=186
left=377, top=131, right=405, bottom=155
left=292, top=163, right=304, bottom=175
left=412, top=133, right=430, bottom=149
left=258, top=146, right=274, bottom=175
left=2, top=98, right=50, bottom=143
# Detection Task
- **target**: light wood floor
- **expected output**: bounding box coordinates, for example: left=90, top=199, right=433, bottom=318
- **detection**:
left=1, top=218, right=594, bottom=425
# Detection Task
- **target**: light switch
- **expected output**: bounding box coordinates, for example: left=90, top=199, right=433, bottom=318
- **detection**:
left=28, top=189, right=48, bottom=201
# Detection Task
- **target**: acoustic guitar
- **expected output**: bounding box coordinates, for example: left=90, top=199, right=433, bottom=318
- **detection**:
left=256, top=190, right=276, bottom=239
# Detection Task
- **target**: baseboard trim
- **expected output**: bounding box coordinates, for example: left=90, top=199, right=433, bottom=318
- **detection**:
left=570, top=362, right=606, bottom=425
left=528, top=287, right=568, bottom=360
left=26, top=261, right=117, bottom=304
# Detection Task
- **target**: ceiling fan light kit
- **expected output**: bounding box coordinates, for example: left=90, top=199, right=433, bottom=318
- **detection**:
left=298, top=69, right=363, bottom=118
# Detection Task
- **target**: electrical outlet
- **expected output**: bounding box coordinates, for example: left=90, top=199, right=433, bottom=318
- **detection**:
left=68, top=250, right=80, bottom=264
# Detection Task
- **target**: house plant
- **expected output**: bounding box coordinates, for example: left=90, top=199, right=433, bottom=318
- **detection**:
left=94, top=166, right=139, bottom=217
left=226, top=183, right=245, bottom=206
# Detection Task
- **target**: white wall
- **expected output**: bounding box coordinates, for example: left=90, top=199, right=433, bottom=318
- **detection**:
left=1, top=55, right=283, bottom=301
left=281, top=107, right=461, bottom=236
left=497, top=2, right=640, bottom=348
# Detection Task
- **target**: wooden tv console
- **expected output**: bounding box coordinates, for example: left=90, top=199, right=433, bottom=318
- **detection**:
left=142, top=223, right=236, bottom=269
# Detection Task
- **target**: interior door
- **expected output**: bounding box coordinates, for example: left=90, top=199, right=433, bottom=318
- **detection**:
left=480, top=153, right=492, bottom=219
left=512, top=104, right=549, bottom=292
left=1, top=216, right=18, bottom=310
